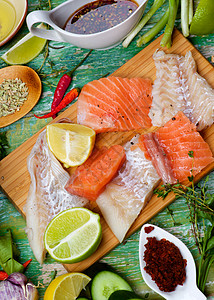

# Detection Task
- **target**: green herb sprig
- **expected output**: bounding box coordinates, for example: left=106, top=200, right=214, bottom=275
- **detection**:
left=154, top=170, right=214, bottom=293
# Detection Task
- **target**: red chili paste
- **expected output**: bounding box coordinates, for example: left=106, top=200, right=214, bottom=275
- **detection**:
left=144, top=226, right=154, bottom=234
left=144, top=237, right=187, bottom=292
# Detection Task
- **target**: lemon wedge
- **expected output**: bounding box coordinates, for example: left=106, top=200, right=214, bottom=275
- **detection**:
left=44, top=272, right=91, bottom=300
left=1, top=24, right=47, bottom=65
left=46, top=123, right=96, bottom=168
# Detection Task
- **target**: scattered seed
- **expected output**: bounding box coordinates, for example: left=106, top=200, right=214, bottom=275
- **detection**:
left=0, top=78, right=29, bottom=117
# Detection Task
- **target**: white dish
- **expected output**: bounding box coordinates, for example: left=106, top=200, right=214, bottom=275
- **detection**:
left=26, top=0, right=148, bottom=50
left=0, top=0, right=28, bottom=47
left=139, top=224, right=206, bottom=300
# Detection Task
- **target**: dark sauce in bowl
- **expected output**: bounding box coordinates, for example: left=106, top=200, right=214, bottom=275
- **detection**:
left=64, top=0, right=139, bottom=35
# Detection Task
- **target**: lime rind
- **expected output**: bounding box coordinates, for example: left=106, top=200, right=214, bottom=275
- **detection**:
left=190, top=0, right=214, bottom=35
left=1, top=23, right=47, bottom=65
left=44, top=208, right=102, bottom=263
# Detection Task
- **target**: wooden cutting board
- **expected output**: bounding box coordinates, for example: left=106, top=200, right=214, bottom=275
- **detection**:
left=0, top=29, right=214, bottom=272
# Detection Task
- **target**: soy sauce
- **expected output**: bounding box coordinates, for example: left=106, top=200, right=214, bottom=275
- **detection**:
left=64, top=0, right=139, bottom=35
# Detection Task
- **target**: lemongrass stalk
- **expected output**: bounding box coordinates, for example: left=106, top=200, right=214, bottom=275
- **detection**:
left=160, top=0, right=179, bottom=47
left=122, top=0, right=166, bottom=48
left=137, top=8, right=169, bottom=46
left=181, top=0, right=189, bottom=36
left=188, top=0, right=193, bottom=24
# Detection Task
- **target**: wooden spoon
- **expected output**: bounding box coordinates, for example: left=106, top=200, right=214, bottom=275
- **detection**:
left=0, top=65, right=42, bottom=128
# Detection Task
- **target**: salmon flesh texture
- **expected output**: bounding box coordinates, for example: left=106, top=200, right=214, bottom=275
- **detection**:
left=141, top=111, right=214, bottom=184
left=96, top=135, right=161, bottom=242
left=149, top=50, right=214, bottom=131
left=77, top=77, right=152, bottom=133
left=25, top=130, right=88, bottom=264
left=65, top=144, right=126, bottom=201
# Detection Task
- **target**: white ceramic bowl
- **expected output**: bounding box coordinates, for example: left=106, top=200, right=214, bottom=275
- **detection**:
left=0, top=0, right=28, bottom=47
left=139, top=224, right=206, bottom=300
left=26, top=0, right=148, bottom=50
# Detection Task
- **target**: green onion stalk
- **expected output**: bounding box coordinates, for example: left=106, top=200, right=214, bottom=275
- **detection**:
left=122, top=0, right=166, bottom=48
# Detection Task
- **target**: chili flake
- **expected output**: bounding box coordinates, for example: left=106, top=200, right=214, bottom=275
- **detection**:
left=144, top=225, right=154, bottom=234
left=144, top=237, right=187, bottom=292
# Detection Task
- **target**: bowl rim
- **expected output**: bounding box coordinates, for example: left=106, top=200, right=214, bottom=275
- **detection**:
left=48, top=0, right=148, bottom=38
left=0, top=0, right=28, bottom=47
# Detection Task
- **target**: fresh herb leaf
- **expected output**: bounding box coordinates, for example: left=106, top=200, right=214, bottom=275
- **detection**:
left=0, top=132, right=9, bottom=160
left=0, top=229, right=24, bottom=275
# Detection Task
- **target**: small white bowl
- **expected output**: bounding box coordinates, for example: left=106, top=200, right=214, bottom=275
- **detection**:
left=139, top=224, right=206, bottom=300
left=26, top=0, right=148, bottom=50
left=0, top=0, right=28, bottom=47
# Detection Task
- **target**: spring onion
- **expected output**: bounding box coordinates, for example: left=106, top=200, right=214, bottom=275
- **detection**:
left=181, top=0, right=189, bottom=37
left=137, top=7, right=169, bottom=46
left=161, top=0, right=179, bottom=47
left=122, top=0, right=166, bottom=48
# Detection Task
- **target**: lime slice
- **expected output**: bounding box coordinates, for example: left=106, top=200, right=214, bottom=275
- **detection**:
left=44, top=272, right=91, bottom=300
left=46, top=123, right=96, bottom=168
left=1, top=23, right=47, bottom=65
left=44, top=207, right=102, bottom=263
left=190, top=0, right=214, bottom=35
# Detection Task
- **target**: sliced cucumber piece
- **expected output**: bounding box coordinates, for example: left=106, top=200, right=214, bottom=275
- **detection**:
left=108, top=290, right=143, bottom=300
left=91, top=271, right=132, bottom=300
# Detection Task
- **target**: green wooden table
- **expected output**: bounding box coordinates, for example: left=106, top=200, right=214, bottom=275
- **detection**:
left=0, top=0, right=214, bottom=299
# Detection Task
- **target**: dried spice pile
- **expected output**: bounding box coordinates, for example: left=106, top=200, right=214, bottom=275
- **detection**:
left=0, top=78, right=29, bottom=117
left=144, top=237, right=187, bottom=292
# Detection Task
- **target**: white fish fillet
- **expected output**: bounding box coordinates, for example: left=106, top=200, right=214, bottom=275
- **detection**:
left=25, top=130, right=88, bottom=264
left=149, top=50, right=214, bottom=130
left=96, top=135, right=161, bottom=242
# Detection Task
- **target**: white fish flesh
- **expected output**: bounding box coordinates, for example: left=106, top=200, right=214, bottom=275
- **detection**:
left=149, top=50, right=214, bottom=130
left=96, top=135, right=161, bottom=242
left=25, top=130, right=88, bottom=264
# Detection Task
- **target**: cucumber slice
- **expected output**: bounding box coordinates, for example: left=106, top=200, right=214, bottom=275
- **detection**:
left=108, top=290, right=143, bottom=300
left=91, top=271, right=132, bottom=300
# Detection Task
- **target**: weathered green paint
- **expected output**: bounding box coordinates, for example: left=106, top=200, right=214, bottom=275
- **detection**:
left=0, top=0, right=214, bottom=299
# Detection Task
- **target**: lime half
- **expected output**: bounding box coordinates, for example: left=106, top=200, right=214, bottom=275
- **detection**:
left=1, top=23, right=47, bottom=65
left=190, top=0, right=214, bottom=35
left=44, top=208, right=102, bottom=263
left=44, top=272, right=91, bottom=300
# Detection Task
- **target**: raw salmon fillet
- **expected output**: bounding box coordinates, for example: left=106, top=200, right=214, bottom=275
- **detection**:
left=149, top=50, right=214, bottom=130
left=65, top=145, right=126, bottom=201
left=77, top=76, right=152, bottom=133
left=141, top=111, right=214, bottom=183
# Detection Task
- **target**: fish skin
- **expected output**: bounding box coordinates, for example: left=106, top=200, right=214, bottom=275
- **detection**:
left=77, top=77, right=152, bottom=133
left=96, top=135, right=161, bottom=242
left=142, top=111, right=214, bottom=183
left=149, top=50, right=214, bottom=130
left=25, top=130, right=88, bottom=264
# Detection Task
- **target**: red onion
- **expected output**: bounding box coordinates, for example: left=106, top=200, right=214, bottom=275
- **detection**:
left=0, top=272, right=38, bottom=300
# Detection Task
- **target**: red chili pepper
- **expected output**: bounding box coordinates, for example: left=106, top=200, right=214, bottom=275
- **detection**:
left=35, top=88, right=80, bottom=119
left=23, top=258, right=32, bottom=269
left=51, top=49, right=92, bottom=119
left=0, top=271, right=8, bottom=280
